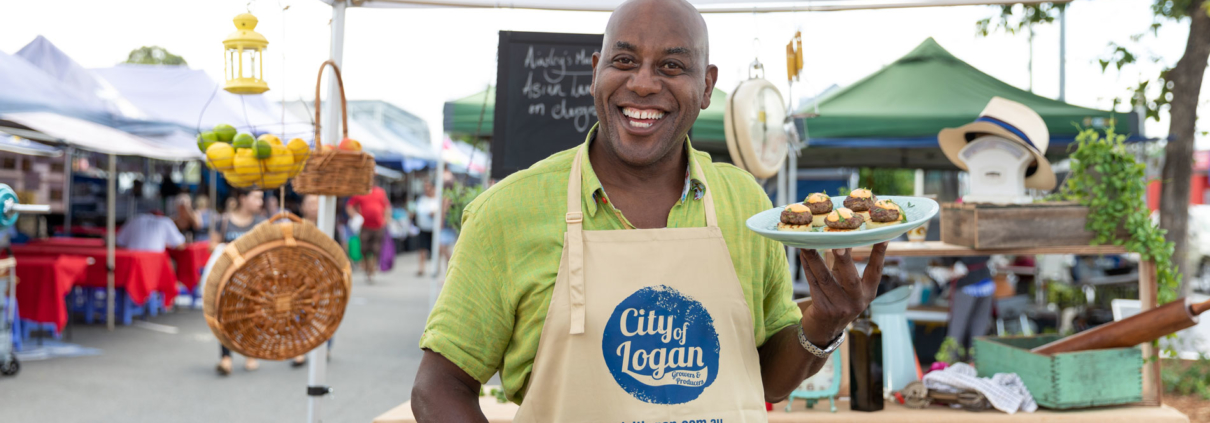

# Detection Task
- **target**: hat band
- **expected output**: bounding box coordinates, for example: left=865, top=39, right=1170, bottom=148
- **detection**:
left=975, top=116, right=1039, bottom=153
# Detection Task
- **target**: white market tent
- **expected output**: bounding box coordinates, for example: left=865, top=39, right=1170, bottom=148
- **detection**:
left=320, top=0, right=1053, bottom=12
left=0, top=111, right=200, bottom=330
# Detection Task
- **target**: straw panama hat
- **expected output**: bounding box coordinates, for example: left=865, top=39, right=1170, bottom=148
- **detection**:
left=939, top=96, right=1057, bottom=190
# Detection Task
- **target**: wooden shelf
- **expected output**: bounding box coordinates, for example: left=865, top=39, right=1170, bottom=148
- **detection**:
left=849, top=241, right=1127, bottom=260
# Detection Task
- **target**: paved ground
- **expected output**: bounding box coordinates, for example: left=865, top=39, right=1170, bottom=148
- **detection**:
left=0, top=251, right=438, bottom=423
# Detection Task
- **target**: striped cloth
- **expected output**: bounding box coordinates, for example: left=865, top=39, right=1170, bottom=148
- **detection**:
left=922, top=362, right=1038, bottom=414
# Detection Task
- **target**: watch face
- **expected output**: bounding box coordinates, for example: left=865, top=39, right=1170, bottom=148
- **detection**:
left=748, top=86, right=788, bottom=171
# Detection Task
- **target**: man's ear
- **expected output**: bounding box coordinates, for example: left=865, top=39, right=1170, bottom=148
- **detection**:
left=701, top=64, right=719, bottom=110
left=590, top=52, right=601, bottom=96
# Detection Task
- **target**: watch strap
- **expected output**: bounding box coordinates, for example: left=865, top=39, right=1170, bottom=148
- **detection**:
left=797, top=324, right=845, bottom=358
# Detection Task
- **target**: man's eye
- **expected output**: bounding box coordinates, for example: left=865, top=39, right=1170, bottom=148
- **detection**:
left=615, top=57, right=635, bottom=65
left=663, top=62, right=683, bottom=71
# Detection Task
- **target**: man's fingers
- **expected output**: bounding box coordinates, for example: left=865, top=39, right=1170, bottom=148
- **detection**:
left=830, top=248, right=864, bottom=299
left=861, top=242, right=890, bottom=299
left=799, top=249, right=843, bottom=303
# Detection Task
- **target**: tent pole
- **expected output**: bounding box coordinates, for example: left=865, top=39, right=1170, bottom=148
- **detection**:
left=63, top=147, right=74, bottom=236
left=106, top=153, right=116, bottom=331
left=1058, top=7, right=1066, bottom=102
left=309, top=1, right=345, bottom=422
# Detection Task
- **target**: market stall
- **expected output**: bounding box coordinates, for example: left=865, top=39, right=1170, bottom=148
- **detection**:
left=11, top=255, right=90, bottom=333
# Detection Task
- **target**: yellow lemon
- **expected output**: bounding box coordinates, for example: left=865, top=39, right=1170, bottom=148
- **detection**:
left=222, top=170, right=253, bottom=187
left=205, top=142, right=235, bottom=171
left=233, top=149, right=262, bottom=178
left=265, top=145, right=294, bottom=174
left=258, top=133, right=282, bottom=147
left=287, top=138, right=310, bottom=163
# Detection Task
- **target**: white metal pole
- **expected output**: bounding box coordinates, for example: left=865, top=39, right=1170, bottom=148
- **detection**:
left=429, top=154, right=446, bottom=296
left=106, top=154, right=116, bottom=330
left=1058, top=7, right=1066, bottom=102
left=308, top=2, right=345, bottom=422
left=914, top=169, right=925, bottom=196
left=63, top=147, right=73, bottom=235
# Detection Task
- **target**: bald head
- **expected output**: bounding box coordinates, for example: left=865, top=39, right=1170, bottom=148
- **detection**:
left=589, top=0, right=718, bottom=169
left=605, top=0, right=709, bottom=66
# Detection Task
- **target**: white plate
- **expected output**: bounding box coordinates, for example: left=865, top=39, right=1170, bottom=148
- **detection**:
left=745, top=195, right=939, bottom=250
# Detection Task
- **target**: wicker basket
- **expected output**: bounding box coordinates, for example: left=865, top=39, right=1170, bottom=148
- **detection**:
left=292, top=60, right=374, bottom=197
left=203, top=212, right=352, bottom=360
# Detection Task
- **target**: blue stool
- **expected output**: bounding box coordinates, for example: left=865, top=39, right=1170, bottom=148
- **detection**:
left=19, top=319, right=59, bottom=342
left=68, top=287, right=157, bottom=326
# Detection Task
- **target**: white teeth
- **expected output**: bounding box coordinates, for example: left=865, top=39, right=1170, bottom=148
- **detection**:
left=629, top=121, right=652, bottom=128
left=622, top=107, right=665, bottom=120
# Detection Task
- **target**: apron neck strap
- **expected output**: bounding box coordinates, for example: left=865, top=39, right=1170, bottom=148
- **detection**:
left=566, top=143, right=717, bottom=228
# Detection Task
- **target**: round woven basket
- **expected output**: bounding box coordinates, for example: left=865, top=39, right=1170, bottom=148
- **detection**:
left=203, top=212, right=352, bottom=360
left=293, top=60, right=374, bottom=197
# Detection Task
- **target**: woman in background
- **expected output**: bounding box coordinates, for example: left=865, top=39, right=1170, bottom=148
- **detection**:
left=209, top=189, right=298, bottom=375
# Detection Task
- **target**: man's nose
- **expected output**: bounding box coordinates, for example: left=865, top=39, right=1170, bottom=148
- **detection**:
left=626, top=64, right=662, bottom=97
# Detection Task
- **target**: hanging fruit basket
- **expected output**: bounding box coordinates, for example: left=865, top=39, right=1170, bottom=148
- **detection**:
left=203, top=212, right=351, bottom=360
left=292, top=60, right=374, bottom=197
left=202, top=132, right=310, bottom=190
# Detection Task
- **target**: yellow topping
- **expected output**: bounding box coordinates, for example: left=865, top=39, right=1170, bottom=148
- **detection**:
left=875, top=199, right=901, bottom=211
left=805, top=193, right=829, bottom=203
left=826, top=208, right=854, bottom=222
left=849, top=188, right=873, bottom=198
left=786, top=203, right=809, bottom=213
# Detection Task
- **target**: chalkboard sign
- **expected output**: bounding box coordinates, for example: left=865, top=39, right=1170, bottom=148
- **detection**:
left=492, top=31, right=603, bottom=179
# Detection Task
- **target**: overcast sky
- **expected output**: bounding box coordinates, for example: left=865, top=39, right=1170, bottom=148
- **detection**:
left=1, top=0, right=1200, bottom=149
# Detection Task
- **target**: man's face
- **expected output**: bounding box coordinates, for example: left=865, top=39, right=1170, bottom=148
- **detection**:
left=591, top=0, right=717, bottom=168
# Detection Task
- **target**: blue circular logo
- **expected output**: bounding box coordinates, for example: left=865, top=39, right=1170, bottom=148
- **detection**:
left=601, top=285, right=720, bottom=404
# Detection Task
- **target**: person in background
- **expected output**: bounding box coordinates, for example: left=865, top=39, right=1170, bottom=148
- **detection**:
left=264, top=194, right=280, bottom=219
left=192, top=195, right=213, bottom=243
left=172, top=194, right=200, bottom=242
left=116, top=209, right=186, bottom=252
left=209, top=189, right=306, bottom=373
left=347, top=184, right=390, bottom=283
left=301, top=194, right=320, bottom=223
left=413, top=181, right=438, bottom=277
left=223, top=196, right=238, bottom=217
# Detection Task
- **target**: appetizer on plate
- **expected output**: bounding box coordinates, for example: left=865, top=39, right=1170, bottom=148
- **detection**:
left=777, top=203, right=814, bottom=231
left=844, top=188, right=876, bottom=221
left=824, top=207, right=864, bottom=232
left=803, top=192, right=833, bottom=228
left=867, top=199, right=907, bottom=229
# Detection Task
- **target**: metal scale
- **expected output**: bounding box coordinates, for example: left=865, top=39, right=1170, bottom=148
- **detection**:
left=0, top=183, right=52, bottom=376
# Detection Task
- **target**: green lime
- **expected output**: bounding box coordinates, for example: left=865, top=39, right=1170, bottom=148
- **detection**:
left=213, top=124, right=238, bottom=142
left=254, top=139, right=273, bottom=160
left=232, top=133, right=255, bottom=150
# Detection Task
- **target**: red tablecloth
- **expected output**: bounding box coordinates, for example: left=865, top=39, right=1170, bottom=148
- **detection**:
left=27, top=237, right=105, bottom=247
left=13, top=255, right=90, bottom=331
left=167, top=242, right=210, bottom=291
left=10, top=245, right=176, bottom=307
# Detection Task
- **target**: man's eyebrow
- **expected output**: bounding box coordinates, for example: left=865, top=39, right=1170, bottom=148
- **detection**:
left=665, top=47, right=691, bottom=55
left=615, top=41, right=637, bottom=51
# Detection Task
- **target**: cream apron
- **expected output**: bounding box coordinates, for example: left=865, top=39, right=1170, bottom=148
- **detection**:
left=513, top=145, right=768, bottom=423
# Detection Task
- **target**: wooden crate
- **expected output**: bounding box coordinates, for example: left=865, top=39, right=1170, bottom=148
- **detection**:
left=941, top=202, right=1104, bottom=249
left=974, top=335, right=1142, bottom=409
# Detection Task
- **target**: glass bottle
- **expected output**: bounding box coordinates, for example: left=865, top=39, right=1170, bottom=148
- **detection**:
left=849, top=308, right=884, bottom=412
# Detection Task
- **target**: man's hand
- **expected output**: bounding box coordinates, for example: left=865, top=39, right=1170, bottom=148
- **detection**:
left=798, top=242, right=889, bottom=347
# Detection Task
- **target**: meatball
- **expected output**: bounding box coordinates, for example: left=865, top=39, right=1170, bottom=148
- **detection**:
left=869, top=200, right=902, bottom=223
left=803, top=193, right=833, bottom=215
left=780, top=203, right=813, bottom=226
left=843, top=188, right=876, bottom=212
left=824, top=208, right=864, bottom=231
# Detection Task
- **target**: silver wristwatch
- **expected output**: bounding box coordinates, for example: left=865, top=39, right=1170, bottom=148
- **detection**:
left=797, top=324, right=845, bottom=358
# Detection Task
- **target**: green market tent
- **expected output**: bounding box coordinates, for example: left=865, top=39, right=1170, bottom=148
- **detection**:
left=442, top=87, right=729, bottom=147
left=797, top=37, right=1138, bottom=169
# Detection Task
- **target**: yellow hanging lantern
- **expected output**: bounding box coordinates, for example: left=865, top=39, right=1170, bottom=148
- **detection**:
left=223, top=13, right=269, bottom=95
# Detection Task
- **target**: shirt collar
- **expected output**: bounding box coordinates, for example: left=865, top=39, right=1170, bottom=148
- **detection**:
left=579, top=123, right=707, bottom=218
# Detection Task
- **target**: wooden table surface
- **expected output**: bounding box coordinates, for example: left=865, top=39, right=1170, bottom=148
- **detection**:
left=372, top=398, right=1189, bottom=423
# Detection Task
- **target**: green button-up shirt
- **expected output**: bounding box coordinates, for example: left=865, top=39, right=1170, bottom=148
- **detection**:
left=419, top=125, right=800, bottom=402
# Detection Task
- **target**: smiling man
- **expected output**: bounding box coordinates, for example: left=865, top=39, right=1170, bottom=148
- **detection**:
left=411, top=0, right=887, bottom=421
